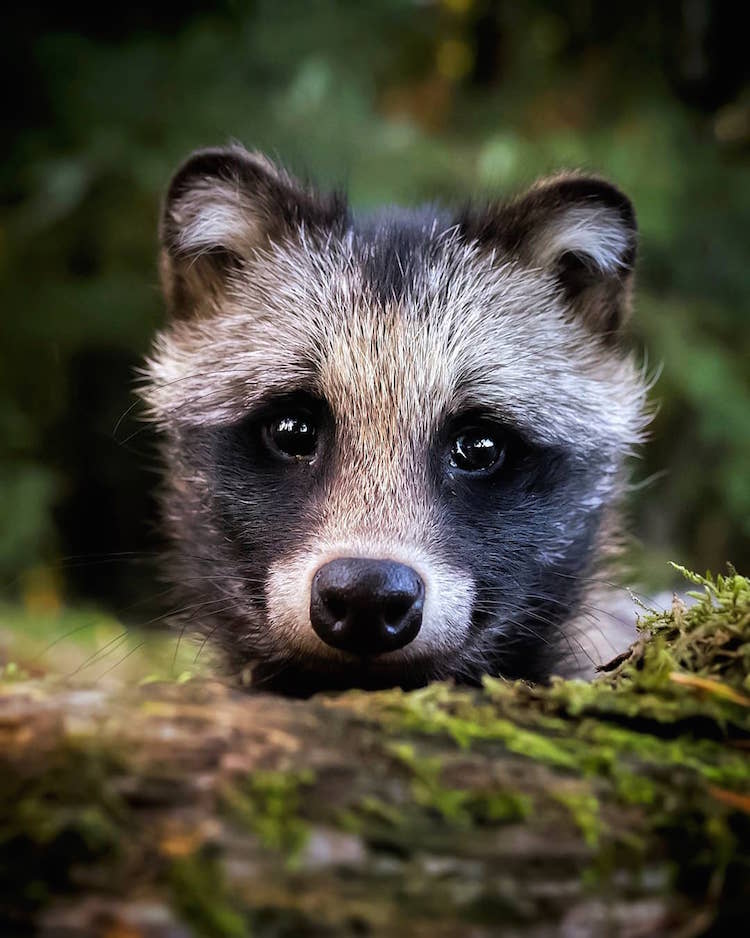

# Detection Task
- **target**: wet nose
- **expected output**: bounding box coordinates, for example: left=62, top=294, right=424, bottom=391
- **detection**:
left=310, top=558, right=424, bottom=656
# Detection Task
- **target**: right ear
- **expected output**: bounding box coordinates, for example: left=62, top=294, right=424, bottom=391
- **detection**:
left=458, top=174, right=637, bottom=341
left=159, top=145, right=347, bottom=318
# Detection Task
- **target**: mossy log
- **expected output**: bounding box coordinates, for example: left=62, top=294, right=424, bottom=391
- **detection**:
left=1, top=570, right=748, bottom=937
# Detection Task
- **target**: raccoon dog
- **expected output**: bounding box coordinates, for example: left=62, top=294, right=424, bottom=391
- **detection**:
left=142, top=145, right=649, bottom=695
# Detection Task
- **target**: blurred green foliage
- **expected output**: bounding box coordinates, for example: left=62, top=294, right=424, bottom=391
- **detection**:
left=1, top=0, right=748, bottom=613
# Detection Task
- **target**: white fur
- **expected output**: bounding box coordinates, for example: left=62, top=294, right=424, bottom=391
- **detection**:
left=172, top=181, right=259, bottom=257
left=532, top=205, right=631, bottom=273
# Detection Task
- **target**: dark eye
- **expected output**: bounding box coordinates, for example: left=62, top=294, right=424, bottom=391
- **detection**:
left=450, top=427, right=505, bottom=473
left=264, top=415, right=318, bottom=460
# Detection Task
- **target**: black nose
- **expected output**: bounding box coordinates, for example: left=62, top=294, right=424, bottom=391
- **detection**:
left=310, top=558, right=424, bottom=656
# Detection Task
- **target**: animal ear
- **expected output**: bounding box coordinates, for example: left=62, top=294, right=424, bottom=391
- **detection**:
left=462, top=175, right=638, bottom=339
left=159, top=145, right=347, bottom=317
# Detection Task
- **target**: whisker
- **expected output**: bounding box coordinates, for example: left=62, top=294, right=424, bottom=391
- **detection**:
left=68, top=631, right=131, bottom=676
left=95, top=641, right=148, bottom=681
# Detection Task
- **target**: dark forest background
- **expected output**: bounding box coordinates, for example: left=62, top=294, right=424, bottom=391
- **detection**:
left=1, top=0, right=748, bottom=626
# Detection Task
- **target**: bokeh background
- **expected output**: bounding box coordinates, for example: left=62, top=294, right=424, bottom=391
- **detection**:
left=2, top=0, right=749, bottom=629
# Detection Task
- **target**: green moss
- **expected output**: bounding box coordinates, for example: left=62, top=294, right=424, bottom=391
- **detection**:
left=343, top=794, right=406, bottom=831
left=170, top=852, right=246, bottom=938
left=388, top=742, right=474, bottom=824
left=386, top=739, right=533, bottom=830
left=0, top=661, right=29, bottom=682
left=222, top=770, right=313, bottom=863
left=372, top=683, right=574, bottom=761
left=612, top=767, right=659, bottom=806
left=0, top=743, right=127, bottom=916
left=611, top=567, right=750, bottom=695
left=554, top=789, right=604, bottom=848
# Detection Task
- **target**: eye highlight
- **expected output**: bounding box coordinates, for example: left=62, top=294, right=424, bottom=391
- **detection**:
left=450, top=427, right=505, bottom=473
left=264, top=414, right=319, bottom=460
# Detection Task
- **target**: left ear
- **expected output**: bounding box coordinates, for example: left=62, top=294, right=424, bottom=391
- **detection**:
left=461, top=174, right=638, bottom=339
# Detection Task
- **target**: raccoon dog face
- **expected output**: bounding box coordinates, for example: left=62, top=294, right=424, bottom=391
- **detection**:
left=143, top=146, right=648, bottom=695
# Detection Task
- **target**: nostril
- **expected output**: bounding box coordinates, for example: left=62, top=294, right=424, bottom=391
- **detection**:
left=322, top=592, right=348, bottom=623
left=383, top=597, right=412, bottom=627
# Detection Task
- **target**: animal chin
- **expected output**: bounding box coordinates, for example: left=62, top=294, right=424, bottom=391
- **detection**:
left=250, top=650, right=440, bottom=696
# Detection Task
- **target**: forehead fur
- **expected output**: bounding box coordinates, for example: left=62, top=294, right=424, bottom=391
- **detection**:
left=143, top=221, right=647, bottom=455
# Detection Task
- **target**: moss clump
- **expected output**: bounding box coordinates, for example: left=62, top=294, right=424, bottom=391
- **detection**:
left=222, top=770, right=313, bottom=862
left=170, top=851, right=246, bottom=938
left=387, top=741, right=532, bottom=826
left=553, top=789, right=604, bottom=848
left=645, top=566, right=749, bottom=687
left=538, top=566, right=750, bottom=732
left=0, top=744, right=127, bottom=922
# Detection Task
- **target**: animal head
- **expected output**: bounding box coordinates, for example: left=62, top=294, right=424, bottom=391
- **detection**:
left=142, top=145, right=648, bottom=693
